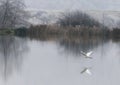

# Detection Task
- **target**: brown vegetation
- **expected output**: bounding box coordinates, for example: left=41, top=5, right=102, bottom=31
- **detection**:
left=27, top=25, right=110, bottom=37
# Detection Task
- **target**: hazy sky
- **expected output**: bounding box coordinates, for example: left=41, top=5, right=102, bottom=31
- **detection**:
left=25, top=0, right=120, bottom=11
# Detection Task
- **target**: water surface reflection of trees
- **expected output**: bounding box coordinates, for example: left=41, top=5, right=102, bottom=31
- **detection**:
left=58, top=37, right=109, bottom=56
left=27, top=34, right=111, bottom=56
left=0, top=36, right=29, bottom=80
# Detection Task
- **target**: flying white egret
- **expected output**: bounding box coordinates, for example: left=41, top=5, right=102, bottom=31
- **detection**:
left=81, top=68, right=92, bottom=75
left=81, top=51, right=93, bottom=59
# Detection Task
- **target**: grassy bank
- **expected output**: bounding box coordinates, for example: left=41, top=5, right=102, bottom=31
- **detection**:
left=0, top=29, right=14, bottom=35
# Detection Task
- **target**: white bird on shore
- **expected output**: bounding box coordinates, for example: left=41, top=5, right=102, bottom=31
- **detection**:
left=81, top=51, right=93, bottom=59
left=81, top=68, right=92, bottom=75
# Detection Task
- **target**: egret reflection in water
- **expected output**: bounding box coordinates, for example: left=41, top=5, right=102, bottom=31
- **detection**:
left=81, top=67, right=92, bottom=75
left=0, top=36, right=29, bottom=80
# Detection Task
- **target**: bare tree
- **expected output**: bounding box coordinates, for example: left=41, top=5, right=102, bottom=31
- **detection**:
left=0, top=0, right=28, bottom=29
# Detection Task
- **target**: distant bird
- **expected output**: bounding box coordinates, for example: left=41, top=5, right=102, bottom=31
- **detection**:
left=81, top=51, right=93, bottom=59
left=81, top=68, right=92, bottom=75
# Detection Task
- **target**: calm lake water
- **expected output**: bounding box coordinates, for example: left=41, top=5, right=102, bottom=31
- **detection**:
left=0, top=36, right=120, bottom=85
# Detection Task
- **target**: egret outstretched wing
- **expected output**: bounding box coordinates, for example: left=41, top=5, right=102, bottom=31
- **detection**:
left=86, top=51, right=93, bottom=57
